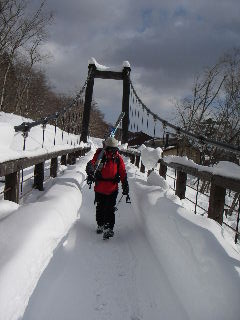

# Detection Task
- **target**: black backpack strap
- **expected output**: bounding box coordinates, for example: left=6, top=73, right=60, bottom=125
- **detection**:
left=95, top=153, right=121, bottom=183
left=113, top=154, right=120, bottom=182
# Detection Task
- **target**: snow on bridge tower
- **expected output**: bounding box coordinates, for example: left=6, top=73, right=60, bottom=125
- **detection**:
left=80, top=58, right=131, bottom=143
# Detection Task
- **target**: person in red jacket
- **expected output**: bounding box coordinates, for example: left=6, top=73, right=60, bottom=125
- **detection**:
left=86, top=137, right=129, bottom=239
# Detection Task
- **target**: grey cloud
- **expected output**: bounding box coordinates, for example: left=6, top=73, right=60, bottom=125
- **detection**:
left=34, top=0, right=240, bottom=123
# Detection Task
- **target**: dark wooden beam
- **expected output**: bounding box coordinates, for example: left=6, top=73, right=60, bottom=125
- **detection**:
left=80, top=64, right=95, bottom=142
left=175, top=170, right=187, bottom=199
left=162, top=161, right=240, bottom=193
left=122, top=66, right=131, bottom=144
left=94, top=70, right=123, bottom=80
left=212, top=175, right=240, bottom=193
left=50, top=157, right=58, bottom=178
left=135, top=155, right=140, bottom=168
left=34, top=162, right=44, bottom=191
left=67, top=152, right=76, bottom=165
left=130, top=154, right=135, bottom=164
left=4, top=171, right=20, bottom=203
left=61, top=155, right=67, bottom=166
left=163, top=161, right=200, bottom=179
left=159, top=161, right=167, bottom=180
left=0, top=146, right=90, bottom=177
left=140, top=162, right=145, bottom=173
left=208, top=182, right=226, bottom=225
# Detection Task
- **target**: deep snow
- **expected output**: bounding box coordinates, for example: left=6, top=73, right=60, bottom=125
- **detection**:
left=19, top=157, right=240, bottom=320
left=0, top=113, right=240, bottom=320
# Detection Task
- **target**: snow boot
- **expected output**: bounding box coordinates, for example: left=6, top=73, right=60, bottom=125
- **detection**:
left=96, top=225, right=104, bottom=234
left=103, top=228, right=114, bottom=240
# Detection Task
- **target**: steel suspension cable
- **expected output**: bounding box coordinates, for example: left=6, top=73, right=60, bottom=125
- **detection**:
left=14, top=70, right=92, bottom=134
left=129, top=77, right=240, bottom=156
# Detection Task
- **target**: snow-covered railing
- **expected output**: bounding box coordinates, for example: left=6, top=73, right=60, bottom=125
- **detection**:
left=121, top=148, right=240, bottom=243
left=0, top=145, right=91, bottom=204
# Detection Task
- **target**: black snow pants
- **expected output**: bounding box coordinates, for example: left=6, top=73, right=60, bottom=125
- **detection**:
left=95, top=191, right=118, bottom=230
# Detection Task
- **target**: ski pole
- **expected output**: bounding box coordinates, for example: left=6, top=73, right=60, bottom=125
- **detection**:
left=114, top=195, right=124, bottom=212
left=114, top=194, right=131, bottom=213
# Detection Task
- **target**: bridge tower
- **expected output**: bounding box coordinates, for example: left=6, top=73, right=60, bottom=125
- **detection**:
left=80, top=60, right=131, bottom=143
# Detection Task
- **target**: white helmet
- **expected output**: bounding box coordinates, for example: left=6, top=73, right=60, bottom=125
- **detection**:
left=105, top=137, right=118, bottom=148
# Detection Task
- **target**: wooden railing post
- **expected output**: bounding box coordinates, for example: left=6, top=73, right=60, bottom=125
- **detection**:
left=175, top=170, right=187, bottom=199
left=4, top=171, right=20, bottom=203
left=67, top=153, right=71, bottom=165
left=208, top=181, right=226, bottom=225
left=76, top=150, right=81, bottom=158
left=61, top=155, right=67, bottom=166
left=148, top=169, right=154, bottom=176
left=159, top=161, right=167, bottom=180
left=130, top=154, right=135, bottom=164
left=68, top=153, right=76, bottom=165
left=140, top=162, right=145, bottom=173
left=135, top=155, right=140, bottom=168
left=50, top=157, right=58, bottom=178
left=34, top=162, right=44, bottom=191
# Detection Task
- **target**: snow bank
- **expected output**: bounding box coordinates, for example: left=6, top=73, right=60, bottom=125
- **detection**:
left=127, top=164, right=240, bottom=320
left=0, top=200, right=19, bottom=220
left=147, top=171, right=169, bottom=190
left=0, top=152, right=92, bottom=320
left=140, top=145, right=162, bottom=169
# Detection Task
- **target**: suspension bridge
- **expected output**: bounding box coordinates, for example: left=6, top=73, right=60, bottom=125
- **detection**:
left=0, top=59, right=240, bottom=320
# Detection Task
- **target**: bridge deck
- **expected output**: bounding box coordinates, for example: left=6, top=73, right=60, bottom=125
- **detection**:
left=22, top=158, right=240, bottom=320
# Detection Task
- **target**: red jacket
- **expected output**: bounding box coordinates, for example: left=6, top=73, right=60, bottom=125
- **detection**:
left=90, top=148, right=127, bottom=195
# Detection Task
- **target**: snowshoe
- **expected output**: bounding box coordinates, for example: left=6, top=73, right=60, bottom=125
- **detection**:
left=96, top=225, right=104, bottom=234
left=103, top=229, right=114, bottom=240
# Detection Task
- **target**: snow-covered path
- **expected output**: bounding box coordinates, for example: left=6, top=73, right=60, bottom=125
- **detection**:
left=22, top=177, right=188, bottom=320
left=19, top=157, right=240, bottom=320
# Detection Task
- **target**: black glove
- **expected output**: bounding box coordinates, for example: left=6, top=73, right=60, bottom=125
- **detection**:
left=86, top=161, right=95, bottom=186
left=87, top=173, right=95, bottom=184
left=122, top=178, right=129, bottom=195
left=126, top=194, right=131, bottom=203
left=95, top=170, right=102, bottom=180
left=86, top=161, right=94, bottom=176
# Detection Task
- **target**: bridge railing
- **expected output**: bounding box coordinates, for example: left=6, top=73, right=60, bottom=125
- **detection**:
left=0, top=145, right=91, bottom=204
left=120, top=148, right=240, bottom=244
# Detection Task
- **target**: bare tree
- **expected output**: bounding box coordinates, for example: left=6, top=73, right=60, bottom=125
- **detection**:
left=176, top=62, right=226, bottom=133
left=176, top=50, right=240, bottom=163
left=14, top=37, right=49, bottom=115
left=89, top=101, right=110, bottom=138
left=0, top=0, right=53, bottom=111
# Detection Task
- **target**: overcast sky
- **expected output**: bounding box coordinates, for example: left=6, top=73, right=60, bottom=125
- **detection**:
left=36, top=0, right=240, bottom=124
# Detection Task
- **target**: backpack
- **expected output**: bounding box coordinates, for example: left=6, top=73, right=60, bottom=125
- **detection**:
left=96, top=149, right=120, bottom=183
